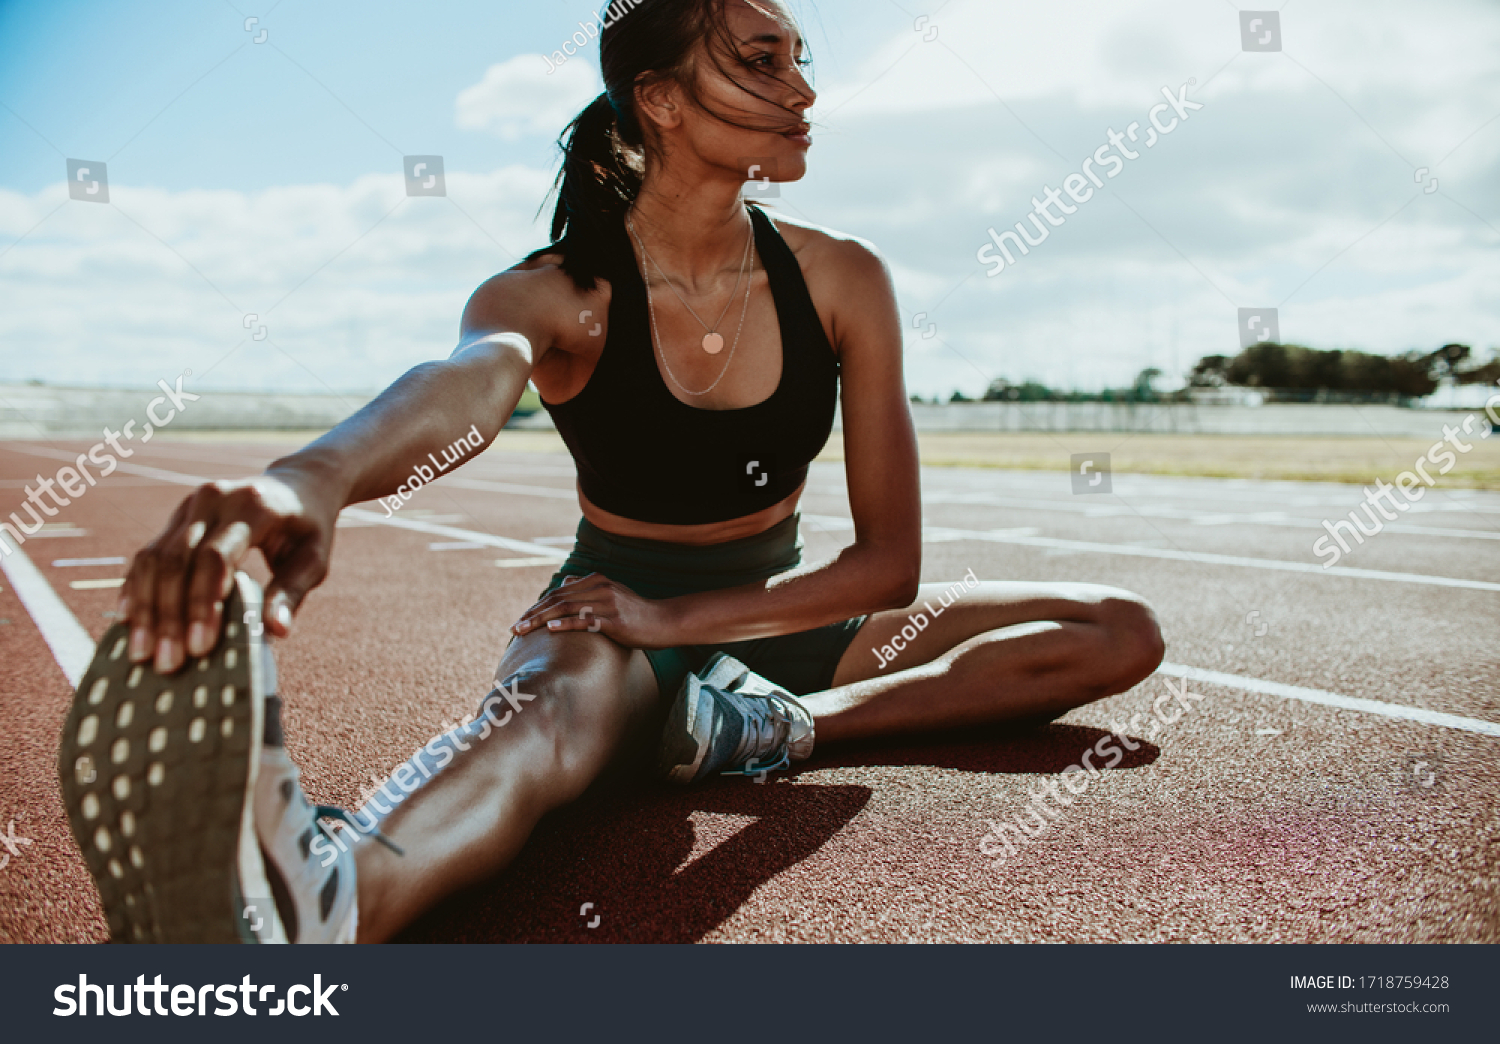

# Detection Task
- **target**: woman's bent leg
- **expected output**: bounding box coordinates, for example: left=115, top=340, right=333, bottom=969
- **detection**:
left=346, top=629, right=660, bottom=942
left=807, top=581, right=1165, bottom=742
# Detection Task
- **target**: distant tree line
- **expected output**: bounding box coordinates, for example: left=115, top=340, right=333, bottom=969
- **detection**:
left=1188, top=342, right=1495, bottom=402
left=920, top=367, right=1180, bottom=404
left=910, top=343, right=1497, bottom=406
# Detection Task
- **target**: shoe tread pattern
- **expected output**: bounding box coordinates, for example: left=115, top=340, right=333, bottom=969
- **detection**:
left=56, top=591, right=257, bottom=943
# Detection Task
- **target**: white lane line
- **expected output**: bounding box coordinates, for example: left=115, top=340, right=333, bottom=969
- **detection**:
left=6, top=446, right=219, bottom=484
left=799, top=513, right=1500, bottom=592
left=808, top=484, right=1500, bottom=540
left=1157, top=662, right=1500, bottom=739
left=339, top=508, right=565, bottom=558
left=6, top=448, right=568, bottom=561
left=444, top=477, right=576, bottom=499
left=7, top=451, right=1494, bottom=735
left=918, top=524, right=1500, bottom=593
left=10, top=446, right=1489, bottom=588
left=413, top=483, right=1500, bottom=591
left=0, top=544, right=95, bottom=686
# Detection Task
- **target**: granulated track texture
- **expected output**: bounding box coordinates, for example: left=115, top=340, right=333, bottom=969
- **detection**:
left=2, top=438, right=1496, bottom=944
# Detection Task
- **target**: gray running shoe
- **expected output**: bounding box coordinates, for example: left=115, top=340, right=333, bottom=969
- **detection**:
left=253, top=742, right=364, bottom=943
left=59, top=572, right=282, bottom=942
left=57, top=572, right=391, bottom=942
left=657, top=653, right=815, bottom=784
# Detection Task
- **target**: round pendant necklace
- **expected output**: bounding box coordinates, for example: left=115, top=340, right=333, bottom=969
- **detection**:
left=626, top=214, right=754, bottom=355
left=626, top=215, right=756, bottom=398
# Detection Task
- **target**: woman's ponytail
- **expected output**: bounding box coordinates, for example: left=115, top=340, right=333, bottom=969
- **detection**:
left=532, top=91, right=643, bottom=291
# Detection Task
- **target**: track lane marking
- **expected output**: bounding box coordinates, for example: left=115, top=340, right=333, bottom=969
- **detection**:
left=909, top=489, right=1500, bottom=539
left=6, top=448, right=1492, bottom=589
left=4, top=449, right=566, bottom=560
left=443, top=477, right=576, bottom=499
left=797, top=514, right=1500, bottom=592
left=338, top=508, right=566, bottom=558
left=5, top=465, right=1493, bottom=737
left=0, top=545, right=95, bottom=686
left=1157, top=663, right=1500, bottom=738
left=17, top=443, right=1500, bottom=538
left=917, top=524, right=1500, bottom=593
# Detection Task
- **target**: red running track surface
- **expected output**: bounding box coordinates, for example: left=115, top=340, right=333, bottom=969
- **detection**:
left=1, top=438, right=1496, bottom=943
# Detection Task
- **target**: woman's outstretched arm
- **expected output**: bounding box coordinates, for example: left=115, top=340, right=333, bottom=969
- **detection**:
left=120, top=265, right=563, bottom=673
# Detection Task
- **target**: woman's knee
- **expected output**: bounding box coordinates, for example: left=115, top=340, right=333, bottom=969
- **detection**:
left=482, top=646, right=645, bottom=804
left=1092, top=591, right=1166, bottom=690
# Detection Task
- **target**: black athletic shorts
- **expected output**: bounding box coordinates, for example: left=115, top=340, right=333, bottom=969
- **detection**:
left=525, top=512, right=867, bottom=699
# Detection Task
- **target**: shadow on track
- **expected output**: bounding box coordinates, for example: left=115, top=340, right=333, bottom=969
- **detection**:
left=803, top=722, right=1158, bottom=775
left=397, top=723, right=1152, bottom=943
left=396, top=780, right=871, bottom=943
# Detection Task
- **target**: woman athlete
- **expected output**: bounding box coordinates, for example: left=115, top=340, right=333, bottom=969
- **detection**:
left=57, top=0, right=1164, bottom=943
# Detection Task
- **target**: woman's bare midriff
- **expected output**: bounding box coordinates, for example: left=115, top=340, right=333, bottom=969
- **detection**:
left=578, top=479, right=805, bottom=545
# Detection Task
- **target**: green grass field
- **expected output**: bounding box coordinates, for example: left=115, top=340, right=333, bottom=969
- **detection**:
left=831, top=432, right=1500, bottom=490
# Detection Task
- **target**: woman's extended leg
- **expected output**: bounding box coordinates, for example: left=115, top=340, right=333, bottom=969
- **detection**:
left=340, top=629, right=660, bottom=942
left=807, top=581, right=1165, bottom=742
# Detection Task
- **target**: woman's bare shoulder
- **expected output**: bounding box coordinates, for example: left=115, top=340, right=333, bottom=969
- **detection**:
left=759, top=209, right=888, bottom=280
left=463, top=252, right=607, bottom=337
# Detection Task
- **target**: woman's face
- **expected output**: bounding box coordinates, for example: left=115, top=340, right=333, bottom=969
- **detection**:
left=657, top=0, right=817, bottom=186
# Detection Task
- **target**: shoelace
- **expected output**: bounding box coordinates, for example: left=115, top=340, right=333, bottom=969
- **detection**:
left=722, top=691, right=793, bottom=777
left=314, top=805, right=406, bottom=857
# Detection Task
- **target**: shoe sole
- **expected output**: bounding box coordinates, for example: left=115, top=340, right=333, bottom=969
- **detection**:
left=56, top=573, right=283, bottom=943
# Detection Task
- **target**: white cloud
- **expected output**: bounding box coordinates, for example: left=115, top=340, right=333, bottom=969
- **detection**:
left=0, top=165, right=558, bottom=393
left=3, top=0, right=1497, bottom=401
left=815, top=0, right=1500, bottom=134
left=454, top=54, right=601, bottom=141
left=781, top=0, right=1500, bottom=395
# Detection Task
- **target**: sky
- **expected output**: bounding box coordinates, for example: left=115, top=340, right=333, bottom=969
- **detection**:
left=1, top=0, right=1497, bottom=399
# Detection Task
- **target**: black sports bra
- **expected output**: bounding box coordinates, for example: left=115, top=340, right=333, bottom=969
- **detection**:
left=541, top=202, right=840, bottom=525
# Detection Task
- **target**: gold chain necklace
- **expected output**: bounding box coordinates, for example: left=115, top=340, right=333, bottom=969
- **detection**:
left=626, top=216, right=756, bottom=398
left=627, top=214, right=754, bottom=355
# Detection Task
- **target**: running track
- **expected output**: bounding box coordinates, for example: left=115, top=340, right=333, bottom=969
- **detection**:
left=1, top=438, right=1496, bottom=943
